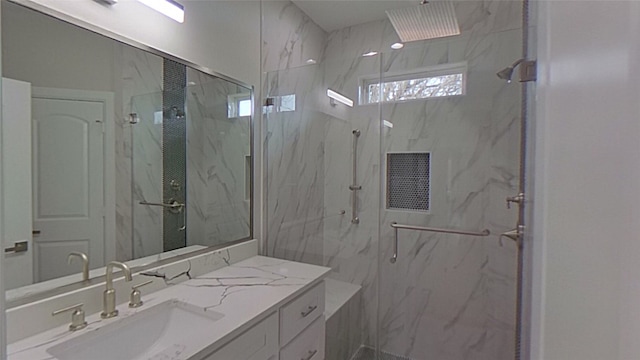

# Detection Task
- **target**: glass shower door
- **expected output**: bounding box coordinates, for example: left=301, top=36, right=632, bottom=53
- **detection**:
left=376, top=27, right=521, bottom=360
left=131, top=91, right=165, bottom=259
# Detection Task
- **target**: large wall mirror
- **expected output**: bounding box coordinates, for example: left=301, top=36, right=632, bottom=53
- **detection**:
left=1, top=0, right=253, bottom=302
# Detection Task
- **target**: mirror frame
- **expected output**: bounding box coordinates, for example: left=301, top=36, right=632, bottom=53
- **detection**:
left=3, top=0, right=255, bottom=308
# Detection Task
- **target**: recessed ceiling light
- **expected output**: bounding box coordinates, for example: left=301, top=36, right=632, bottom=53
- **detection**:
left=306, top=59, right=317, bottom=64
left=391, top=43, right=404, bottom=50
left=362, top=51, right=378, bottom=57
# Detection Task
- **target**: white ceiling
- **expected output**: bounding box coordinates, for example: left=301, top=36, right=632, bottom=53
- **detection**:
left=291, top=0, right=419, bottom=32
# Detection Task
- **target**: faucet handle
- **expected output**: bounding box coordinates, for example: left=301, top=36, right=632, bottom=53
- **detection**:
left=52, top=303, right=88, bottom=331
left=129, top=280, right=153, bottom=308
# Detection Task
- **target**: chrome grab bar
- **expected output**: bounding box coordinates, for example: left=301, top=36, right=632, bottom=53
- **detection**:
left=350, top=129, right=361, bottom=224
left=390, top=222, right=490, bottom=263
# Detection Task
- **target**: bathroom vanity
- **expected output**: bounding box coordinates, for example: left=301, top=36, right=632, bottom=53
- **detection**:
left=7, top=256, right=330, bottom=360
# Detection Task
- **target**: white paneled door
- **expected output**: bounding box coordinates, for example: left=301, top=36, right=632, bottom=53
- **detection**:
left=32, top=93, right=106, bottom=282
left=2, top=78, right=34, bottom=289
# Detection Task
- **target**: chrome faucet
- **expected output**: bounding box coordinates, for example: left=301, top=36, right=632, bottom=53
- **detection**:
left=101, top=261, right=132, bottom=319
left=68, top=251, right=89, bottom=282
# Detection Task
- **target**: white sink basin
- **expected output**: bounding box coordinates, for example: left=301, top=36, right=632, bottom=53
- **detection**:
left=47, top=300, right=224, bottom=360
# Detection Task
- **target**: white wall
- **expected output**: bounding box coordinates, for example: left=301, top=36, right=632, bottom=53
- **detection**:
left=1, top=78, right=33, bottom=290
left=12, top=0, right=261, bottom=87
left=0, top=6, right=6, bottom=358
left=531, top=1, right=640, bottom=359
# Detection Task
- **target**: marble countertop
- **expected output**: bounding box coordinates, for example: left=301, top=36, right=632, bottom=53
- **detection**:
left=7, top=256, right=331, bottom=360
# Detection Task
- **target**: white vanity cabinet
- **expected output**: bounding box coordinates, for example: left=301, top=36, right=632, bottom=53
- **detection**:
left=202, top=312, right=279, bottom=360
left=279, top=281, right=325, bottom=360
left=201, top=281, right=325, bottom=360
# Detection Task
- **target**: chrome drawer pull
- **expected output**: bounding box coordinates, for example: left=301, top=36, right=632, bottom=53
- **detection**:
left=300, top=305, right=318, bottom=317
left=301, top=349, right=318, bottom=360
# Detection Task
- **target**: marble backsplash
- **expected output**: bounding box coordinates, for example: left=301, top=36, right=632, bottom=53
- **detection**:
left=264, top=1, right=522, bottom=359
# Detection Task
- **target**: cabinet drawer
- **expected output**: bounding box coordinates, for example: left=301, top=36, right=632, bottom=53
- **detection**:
left=203, top=312, right=279, bottom=360
left=279, top=281, right=325, bottom=345
left=280, top=316, right=325, bottom=360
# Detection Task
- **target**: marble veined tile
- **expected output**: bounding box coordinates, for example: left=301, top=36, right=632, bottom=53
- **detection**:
left=263, top=2, right=522, bottom=359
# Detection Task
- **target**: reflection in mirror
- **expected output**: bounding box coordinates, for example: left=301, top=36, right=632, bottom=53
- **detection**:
left=1, top=0, right=252, bottom=301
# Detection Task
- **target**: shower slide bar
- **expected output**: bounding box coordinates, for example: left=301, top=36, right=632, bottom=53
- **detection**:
left=349, top=129, right=362, bottom=224
left=389, top=222, right=490, bottom=263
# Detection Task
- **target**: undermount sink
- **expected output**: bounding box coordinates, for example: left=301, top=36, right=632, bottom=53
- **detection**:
left=47, top=300, right=224, bottom=360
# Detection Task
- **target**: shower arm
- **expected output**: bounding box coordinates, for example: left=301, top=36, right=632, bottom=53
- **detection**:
left=389, top=222, right=490, bottom=263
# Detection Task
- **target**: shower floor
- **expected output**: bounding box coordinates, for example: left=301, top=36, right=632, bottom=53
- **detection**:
left=350, top=346, right=416, bottom=360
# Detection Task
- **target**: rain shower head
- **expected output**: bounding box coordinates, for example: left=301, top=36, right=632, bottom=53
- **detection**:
left=386, top=1, right=460, bottom=42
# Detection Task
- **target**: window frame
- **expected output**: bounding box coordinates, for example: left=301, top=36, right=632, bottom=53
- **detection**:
left=228, top=92, right=252, bottom=118
left=359, top=62, right=467, bottom=105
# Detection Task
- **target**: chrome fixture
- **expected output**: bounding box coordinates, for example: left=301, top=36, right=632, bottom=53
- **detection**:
left=128, top=113, right=139, bottom=125
left=4, top=241, right=28, bottom=254
left=497, top=58, right=537, bottom=83
left=139, top=199, right=184, bottom=213
left=300, top=305, right=318, bottom=318
left=52, top=303, right=87, bottom=331
left=390, top=222, right=490, bottom=263
left=350, top=129, right=362, bottom=224
left=170, top=180, right=182, bottom=192
left=506, top=192, right=525, bottom=209
left=101, top=261, right=133, bottom=319
left=139, top=199, right=186, bottom=231
left=500, top=225, right=525, bottom=249
left=68, top=251, right=89, bottom=282
left=129, top=280, right=153, bottom=308
left=302, top=350, right=319, bottom=360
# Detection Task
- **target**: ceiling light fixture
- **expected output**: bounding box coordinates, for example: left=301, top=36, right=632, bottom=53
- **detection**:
left=327, top=89, right=354, bottom=107
left=137, top=0, right=185, bottom=23
left=306, top=59, right=317, bottom=64
left=362, top=51, right=378, bottom=57
left=383, top=120, right=394, bottom=128
left=391, top=43, right=404, bottom=50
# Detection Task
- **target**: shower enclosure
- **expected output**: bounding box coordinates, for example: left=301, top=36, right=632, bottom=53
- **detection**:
left=264, top=1, right=530, bottom=359
left=130, top=65, right=252, bottom=260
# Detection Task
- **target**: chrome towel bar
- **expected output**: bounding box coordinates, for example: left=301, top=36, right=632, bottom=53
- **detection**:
left=390, top=222, right=490, bottom=263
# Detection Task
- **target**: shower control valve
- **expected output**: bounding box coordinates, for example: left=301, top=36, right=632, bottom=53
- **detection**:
left=506, top=193, right=525, bottom=209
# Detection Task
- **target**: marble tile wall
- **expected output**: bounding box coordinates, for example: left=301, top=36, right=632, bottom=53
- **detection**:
left=264, top=1, right=522, bottom=359
left=120, top=46, right=165, bottom=260
left=375, top=30, right=520, bottom=359
left=262, top=0, right=329, bottom=268
left=185, top=69, right=251, bottom=247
